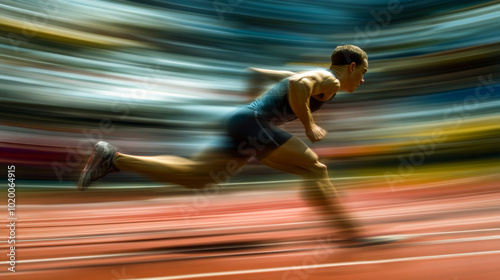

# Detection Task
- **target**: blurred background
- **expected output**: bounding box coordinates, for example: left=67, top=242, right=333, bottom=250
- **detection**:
left=0, top=0, right=498, bottom=189
left=1, top=1, right=500, bottom=279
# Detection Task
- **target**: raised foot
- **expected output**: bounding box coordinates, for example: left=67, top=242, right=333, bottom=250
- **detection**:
left=78, top=141, right=119, bottom=191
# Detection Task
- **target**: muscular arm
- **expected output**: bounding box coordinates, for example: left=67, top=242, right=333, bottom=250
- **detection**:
left=288, top=71, right=339, bottom=142
left=288, top=76, right=315, bottom=130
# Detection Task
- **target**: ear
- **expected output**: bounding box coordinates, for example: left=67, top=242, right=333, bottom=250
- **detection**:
left=348, top=62, right=356, bottom=72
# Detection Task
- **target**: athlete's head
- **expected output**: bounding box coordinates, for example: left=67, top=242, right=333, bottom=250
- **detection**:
left=330, top=45, right=368, bottom=93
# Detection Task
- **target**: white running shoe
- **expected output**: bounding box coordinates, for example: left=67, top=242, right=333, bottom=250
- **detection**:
left=78, top=141, right=119, bottom=191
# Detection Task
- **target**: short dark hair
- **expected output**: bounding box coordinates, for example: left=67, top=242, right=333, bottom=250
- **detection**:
left=331, top=45, right=367, bottom=66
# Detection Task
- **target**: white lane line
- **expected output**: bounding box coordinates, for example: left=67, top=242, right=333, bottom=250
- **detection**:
left=3, top=231, right=500, bottom=265
left=406, top=227, right=500, bottom=237
left=359, top=198, right=500, bottom=219
left=17, top=224, right=494, bottom=243
left=416, top=235, right=500, bottom=246
left=6, top=252, right=152, bottom=264
left=3, top=240, right=304, bottom=265
left=127, top=250, right=500, bottom=280
left=14, top=220, right=321, bottom=243
left=20, top=175, right=387, bottom=190
left=14, top=225, right=500, bottom=244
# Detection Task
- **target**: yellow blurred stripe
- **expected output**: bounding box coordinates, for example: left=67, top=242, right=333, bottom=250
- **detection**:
left=0, top=15, right=147, bottom=48
left=409, top=115, right=499, bottom=141
left=321, top=115, right=498, bottom=158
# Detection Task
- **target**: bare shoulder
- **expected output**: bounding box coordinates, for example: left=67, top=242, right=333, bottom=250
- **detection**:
left=290, top=70, right=339, bottom=94
left=290, top=70, right=332, bottom=82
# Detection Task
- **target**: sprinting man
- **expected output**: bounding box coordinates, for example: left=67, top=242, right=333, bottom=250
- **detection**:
left=79, top=45, right=397, bottom=246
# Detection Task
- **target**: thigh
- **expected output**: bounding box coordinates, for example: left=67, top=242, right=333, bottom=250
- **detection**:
left=192, top=145, right=247, bottom=175
left=226, top=108, right=293, bottom=160
left=261, top=137, right=338, bottom=199
left=261, top=136, right=318, bottom=166
left=259, top=136, right=320, bottom=175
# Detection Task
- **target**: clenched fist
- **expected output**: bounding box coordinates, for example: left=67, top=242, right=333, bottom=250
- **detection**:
left=306, top=124, right=327, bottom=142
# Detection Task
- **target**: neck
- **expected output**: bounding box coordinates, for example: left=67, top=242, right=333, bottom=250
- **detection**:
left=329, top=65, right=348, bottom=91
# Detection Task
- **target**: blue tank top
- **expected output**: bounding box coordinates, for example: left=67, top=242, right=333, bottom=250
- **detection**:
left=247, top=70, right=336, bottom=125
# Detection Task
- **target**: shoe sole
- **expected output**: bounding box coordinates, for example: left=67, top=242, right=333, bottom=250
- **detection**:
left=78, top=142, right=107, bottom=191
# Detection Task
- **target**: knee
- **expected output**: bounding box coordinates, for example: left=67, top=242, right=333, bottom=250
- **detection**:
left=314, top=162, right=328, bottom=175
left=296, top=149, right=328, bottom=178
left=302, top=161, right=329, bottom=179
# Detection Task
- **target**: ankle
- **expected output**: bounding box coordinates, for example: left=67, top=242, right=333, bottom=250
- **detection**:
left=112, top=152, right=120, bottom=169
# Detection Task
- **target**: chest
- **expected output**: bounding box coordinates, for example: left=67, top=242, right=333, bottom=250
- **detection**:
left=309, top=92, right=336, bottom=112
left=312, top=92, right=336, bottom=102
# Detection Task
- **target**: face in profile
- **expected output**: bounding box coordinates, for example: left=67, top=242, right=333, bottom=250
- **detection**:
left=346, top=58, right=368, bottom=93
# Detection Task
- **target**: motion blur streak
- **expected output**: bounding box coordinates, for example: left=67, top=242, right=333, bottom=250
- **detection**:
left=0, top=1, right=499, bottom=280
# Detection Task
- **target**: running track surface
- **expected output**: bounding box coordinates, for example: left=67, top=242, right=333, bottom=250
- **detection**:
left=2, top=179, right=499, bottom=280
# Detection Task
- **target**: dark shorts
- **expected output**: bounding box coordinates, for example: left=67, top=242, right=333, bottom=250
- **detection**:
left=223, top=107, right=293, bottom=160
